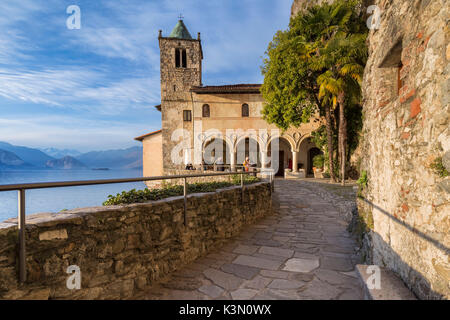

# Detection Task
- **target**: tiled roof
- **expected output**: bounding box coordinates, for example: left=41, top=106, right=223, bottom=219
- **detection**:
left=134, top=130, right=162, bottom=141
left=190, top=84, right=262, bottom=94
left=169, top=20, right=193, bottom=40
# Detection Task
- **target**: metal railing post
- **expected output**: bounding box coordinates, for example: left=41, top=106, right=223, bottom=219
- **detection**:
left=271, top=172, right=275, bottom=192
left=18, top=189, right=26, bottom=283
left=241, top=173, right=244, bottom=203
left=183, top=177, right=187, bottom=226
left=269, top=171, right=272, bottom=195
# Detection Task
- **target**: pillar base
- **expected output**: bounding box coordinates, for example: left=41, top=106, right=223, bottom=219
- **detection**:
left=284, top=169, right=306, bottom=179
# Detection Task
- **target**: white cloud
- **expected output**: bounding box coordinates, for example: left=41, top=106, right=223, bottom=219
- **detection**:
left=0, top=115, right=159, bottom=151
left=0, top=68, right=160, bottom=113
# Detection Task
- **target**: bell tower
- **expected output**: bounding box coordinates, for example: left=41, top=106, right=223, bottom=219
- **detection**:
left=158, top=19, right=203, bottom=170
left=159, top=19, right=203, bottom=99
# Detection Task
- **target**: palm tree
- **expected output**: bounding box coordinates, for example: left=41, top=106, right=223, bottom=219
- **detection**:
left=303, top=0, right=367, bottom=185
left=315, top=31, right=367, bottom=185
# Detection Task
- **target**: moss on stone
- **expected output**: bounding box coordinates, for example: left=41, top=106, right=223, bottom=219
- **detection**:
left=430, top=157, right=449, bottom=178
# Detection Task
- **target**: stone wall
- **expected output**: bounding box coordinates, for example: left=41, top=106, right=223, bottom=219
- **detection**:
left=0, top=182, right=272, bottom=299
left=359, top=0, right=449, bottom=299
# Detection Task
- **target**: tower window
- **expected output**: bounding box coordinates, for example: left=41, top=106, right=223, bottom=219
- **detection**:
left=182, top=49, right=187, bottom=68
left=183, top=110, right=192, bottom=121
left=175, top=48, right=187, bottom=68
left=202, top=104, right=210, bottom=117
left=242, top=103, right=249, bottom=117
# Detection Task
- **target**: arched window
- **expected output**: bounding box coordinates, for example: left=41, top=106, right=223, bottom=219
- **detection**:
left=202, top=104, right=210, bottom=117
left=175, top=48, right=187, bottom=68
left=241, top=103, right=249, bottom=117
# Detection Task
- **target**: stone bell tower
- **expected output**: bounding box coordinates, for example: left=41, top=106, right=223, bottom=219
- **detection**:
left=158, top=19, right=203, bottom=170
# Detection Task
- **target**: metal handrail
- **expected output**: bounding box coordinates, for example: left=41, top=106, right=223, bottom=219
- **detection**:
left=0, top=169, right=274, bottom=283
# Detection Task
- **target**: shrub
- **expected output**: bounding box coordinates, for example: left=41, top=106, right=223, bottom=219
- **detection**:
left=312, top=154, right=325, bottom=169
left=231, top=174, right=260, bottom=185
left=103, top=177, right=260, bottom=205
left=356, top=170, right=368, bottom=197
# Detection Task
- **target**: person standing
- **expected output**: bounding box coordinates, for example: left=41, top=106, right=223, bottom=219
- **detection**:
left=243, top=157, right=250, bottom=172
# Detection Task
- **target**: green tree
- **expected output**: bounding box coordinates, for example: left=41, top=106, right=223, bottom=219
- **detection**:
left=261, top=0, right=367, bottom=184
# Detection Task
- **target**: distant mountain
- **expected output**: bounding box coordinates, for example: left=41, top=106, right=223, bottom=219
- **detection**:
left=0, top=149, right=34, bottom=169
left=39, top=147, right=81, bottom=159
left=76, top=146, right=142, bottom=169
left=45, top=156, right=88, bottom=170
left=0, top=141, right=54, bottom=167
left=0, top=141, right=142, bottom=170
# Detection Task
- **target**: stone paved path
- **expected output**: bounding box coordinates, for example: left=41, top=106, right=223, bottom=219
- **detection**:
left=136, top=179, right=364, bottom=300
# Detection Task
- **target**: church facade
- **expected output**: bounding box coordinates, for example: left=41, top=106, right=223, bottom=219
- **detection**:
left=135, top=20, right=322, bottom=178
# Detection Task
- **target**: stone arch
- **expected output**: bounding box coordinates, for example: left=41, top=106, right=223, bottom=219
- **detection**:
left=202, top=137, right=233, bottom=166
left=267, top=134, right=296, bottom=153
left=266, top=136, right=293, bottom=176
left=234, top=133, right=265, bottom=153
left=296, top=134, right=312, bottom=153
left=298, top=135, right=321, bottom=175
left=235, top=136, right=261, bottom=167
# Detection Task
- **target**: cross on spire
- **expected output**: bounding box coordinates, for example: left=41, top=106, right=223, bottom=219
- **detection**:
left=178, top=14, right=184, bottom=20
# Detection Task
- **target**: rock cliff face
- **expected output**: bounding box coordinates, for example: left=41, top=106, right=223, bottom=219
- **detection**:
left=291, top=0, right=334, bottom=17
left=358, top=0, right=449, bottom=299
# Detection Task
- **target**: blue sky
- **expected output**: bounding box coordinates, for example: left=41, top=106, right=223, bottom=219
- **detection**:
left=0, top=0, right=292, bottom=152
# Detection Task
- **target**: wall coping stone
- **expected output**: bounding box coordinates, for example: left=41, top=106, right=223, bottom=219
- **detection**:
left=0, top=181, right=266, bottom=231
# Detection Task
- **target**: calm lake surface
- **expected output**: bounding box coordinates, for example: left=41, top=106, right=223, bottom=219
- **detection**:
left=0, top=169, right=145, bottom=222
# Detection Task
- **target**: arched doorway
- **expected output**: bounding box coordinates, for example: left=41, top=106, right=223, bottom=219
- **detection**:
left=236, top=137, right=261, bottom=168
left=203, top=138, right=231, bottom=170
left=298, top=137, right=322, bottom=176
left=267, top=137, right=293, bottom=176
left=308, top=147, right=323, bottom=175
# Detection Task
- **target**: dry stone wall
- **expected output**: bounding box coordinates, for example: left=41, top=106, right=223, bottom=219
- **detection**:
left=0, top=182, right=272, bottom=299
left=359, top=0, right=449, bottom=299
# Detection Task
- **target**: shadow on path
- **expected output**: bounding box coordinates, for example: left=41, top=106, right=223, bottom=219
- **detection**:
left=136, top=179, right=364, bottom=300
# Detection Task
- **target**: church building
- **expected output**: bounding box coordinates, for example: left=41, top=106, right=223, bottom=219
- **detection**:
left=135, top=19, right=322, bottom=178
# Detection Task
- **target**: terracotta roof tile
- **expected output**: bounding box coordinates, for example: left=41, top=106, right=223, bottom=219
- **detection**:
left=134, top=129, right=162, bottom=141
left=190, top=84, right=262, bottom=94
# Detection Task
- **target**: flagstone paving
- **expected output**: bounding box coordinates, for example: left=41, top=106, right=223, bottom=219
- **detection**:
left=136, top=179, right=364, bottom=300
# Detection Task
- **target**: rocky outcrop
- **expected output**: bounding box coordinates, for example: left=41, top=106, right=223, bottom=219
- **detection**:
left=359, top=0, right=449, bottom=299
left=291, top=0, right=334, bottom=17
left=45, top=156, right=88, bottom=170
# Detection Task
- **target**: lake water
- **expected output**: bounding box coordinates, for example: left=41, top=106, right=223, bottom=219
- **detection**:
left=0, top=169, right=146, bottom=222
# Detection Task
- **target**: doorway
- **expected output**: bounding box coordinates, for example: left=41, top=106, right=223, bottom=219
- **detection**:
left=308, top=147, right=323, bottom=174
left=276, top=150, right=284, bottom=176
